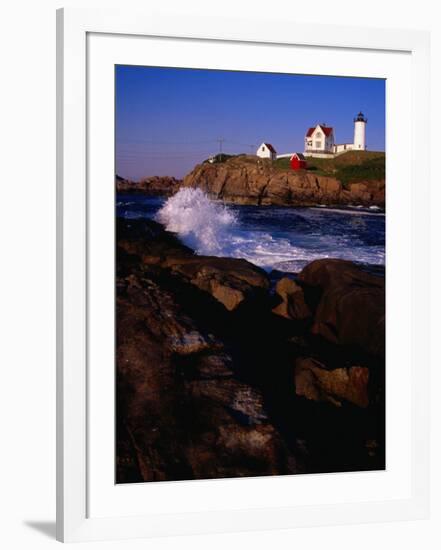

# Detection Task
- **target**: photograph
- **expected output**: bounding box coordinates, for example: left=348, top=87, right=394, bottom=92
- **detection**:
left=0, top=0, right=435, bottom=546
left=115, top=66, right=386, bottom=484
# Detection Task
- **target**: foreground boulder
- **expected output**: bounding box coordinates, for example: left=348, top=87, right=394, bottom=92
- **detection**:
left=298, top=259, right=385, bottom=359
left=165, top=256, right=269, bottom=311
left=118, top=219, right=269, bottom=312
left=272, top=277, right=311, bottom=321
left=117, top=270, right=300, bottom=483
left=294, top=357, right=370, bottom=408
left=116, top=221, right=300, bottom=483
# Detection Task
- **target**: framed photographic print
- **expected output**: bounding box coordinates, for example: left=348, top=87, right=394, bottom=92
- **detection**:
left=56, top=7, right=430, bottom=543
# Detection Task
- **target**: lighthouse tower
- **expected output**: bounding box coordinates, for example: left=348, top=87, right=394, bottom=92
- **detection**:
left=353, top=112, right=367, bottom=150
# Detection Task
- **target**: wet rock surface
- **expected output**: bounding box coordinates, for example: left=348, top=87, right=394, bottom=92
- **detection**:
left=116, top=218, right=385, bottom=483
left=295, top=357, right=370, bottom=408
left=298, top=259, right=385, bottom=358
left=272, top=277, right=312, bottom=321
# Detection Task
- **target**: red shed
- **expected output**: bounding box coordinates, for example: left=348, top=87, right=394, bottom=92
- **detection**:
left=290, top=152, right=307, bottom=170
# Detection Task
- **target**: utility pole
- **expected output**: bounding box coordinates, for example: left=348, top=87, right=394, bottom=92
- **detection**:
left=216, top=137, right=225, bottom=154
left=248, top=144, right=256, bottom=155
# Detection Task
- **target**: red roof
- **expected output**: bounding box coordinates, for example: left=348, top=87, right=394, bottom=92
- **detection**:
left=263, top=143, right=276, bottom=153
left=291, top=152, right=306, bottom=160
left=305, top=125, right=333, bottom=137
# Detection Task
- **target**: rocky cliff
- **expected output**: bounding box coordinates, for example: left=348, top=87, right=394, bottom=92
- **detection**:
left=116, top=217, right=385, bottom=483
left=116, top=174, right=181, bottom=196
left=182, top=156, right=385, bottom=207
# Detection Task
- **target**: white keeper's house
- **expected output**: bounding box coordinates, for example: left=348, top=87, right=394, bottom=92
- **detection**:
left=256, top=142, right=277, bottom=160
left=304, top=124, right=335, bottom=157
left=304, top=112, right=368, bottom=158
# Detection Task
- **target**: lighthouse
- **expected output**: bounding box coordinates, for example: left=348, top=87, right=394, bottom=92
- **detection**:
left=353, top=111, right=367, bottom=150
left=306, top=113, right=369, bottom=157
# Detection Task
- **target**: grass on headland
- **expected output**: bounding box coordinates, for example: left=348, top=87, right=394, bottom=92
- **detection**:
left=274, top=151, right=385, bottom=187
left=202, top=151, right=385, bottom=188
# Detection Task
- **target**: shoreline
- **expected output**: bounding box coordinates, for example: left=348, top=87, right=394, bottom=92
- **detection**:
left=116, top=216, right=385, bottom=482
left=116, top=190, right=386, bottom=214
left=117, top=212, right=385, bottom=278
left=116, top=151, right=386, bottom=210
left=116, top=192, right=385, bottom=275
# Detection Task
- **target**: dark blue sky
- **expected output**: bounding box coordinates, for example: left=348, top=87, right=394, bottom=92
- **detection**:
left=116, top=65, right=385, bottom=180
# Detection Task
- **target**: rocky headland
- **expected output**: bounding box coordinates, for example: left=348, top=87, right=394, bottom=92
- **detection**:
left=116, top=217, right=385, bottom=483
left=116, top=174, right=181, bottom=196
left=116, top=151, right=385, bottom=208
left=182, top=155, right=385, bottom=207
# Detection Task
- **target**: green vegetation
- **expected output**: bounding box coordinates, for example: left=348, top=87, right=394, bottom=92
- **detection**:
left=274, top=151, right=385, bottom=187
left=335, top=156, right=385, bottom=186
left=273, top=157, right=293, bottom=170
left=201, top=151, right=385, bottom=188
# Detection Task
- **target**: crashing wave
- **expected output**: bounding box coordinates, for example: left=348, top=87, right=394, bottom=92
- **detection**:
left=155, top=188, right=385, bottom=272
left=156, top=188, right=237, bottom=255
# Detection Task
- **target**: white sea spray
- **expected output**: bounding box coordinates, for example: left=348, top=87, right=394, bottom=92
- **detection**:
left=156, top=188, right=237, bottom=255
left=153, top=189, right=385, bottom=272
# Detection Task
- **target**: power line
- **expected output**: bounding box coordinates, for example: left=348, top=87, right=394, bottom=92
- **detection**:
left=117, top=151, right=213, bottom=157
left=117, top=136, right=260, bottom=159
left=117, top=138, right=219, bottom=146
left=118, top=136, right=250, bottom=151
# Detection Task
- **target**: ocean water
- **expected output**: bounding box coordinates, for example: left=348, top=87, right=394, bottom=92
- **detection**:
left=117, top=188, right=385, bottom=273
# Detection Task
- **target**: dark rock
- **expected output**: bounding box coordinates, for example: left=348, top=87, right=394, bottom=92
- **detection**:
left=165, top=256, right=269, bottom=311
left=298, top=259, right=385, bottom=359
left=294, top=357, right=370, bottom=408
left=116, top=217, right=385, bottom=481
left=116, top=220, right=300, bottom=482
left=117, top=218, right=269, bottom=312
left=272, top=277, right=311, bottom=320
left=116, top=175, right=181, bottom=196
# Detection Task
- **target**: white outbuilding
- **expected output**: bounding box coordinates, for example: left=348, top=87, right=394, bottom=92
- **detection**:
left=256, top=142, right=277, bottom=160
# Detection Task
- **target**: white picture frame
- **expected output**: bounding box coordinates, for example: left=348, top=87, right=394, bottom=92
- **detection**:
left=56, top=7, right=430, bottom=543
